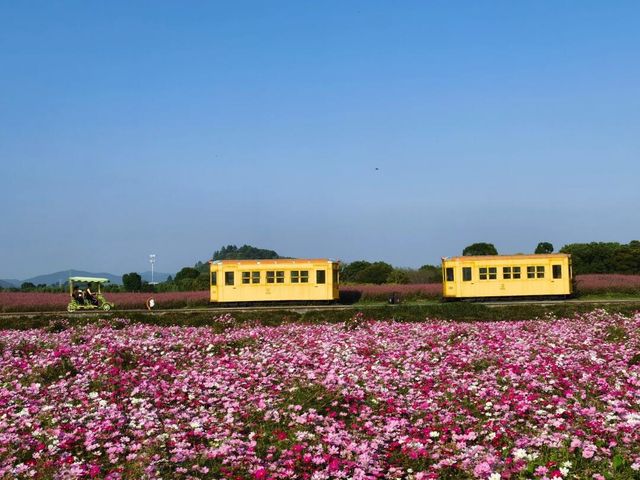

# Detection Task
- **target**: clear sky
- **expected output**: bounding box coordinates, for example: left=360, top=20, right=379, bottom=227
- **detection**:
left=1, top=1, right=639, bottom=279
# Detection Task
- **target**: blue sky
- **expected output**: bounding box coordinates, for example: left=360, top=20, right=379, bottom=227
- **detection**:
left=1, top=1, right=639, bottom=279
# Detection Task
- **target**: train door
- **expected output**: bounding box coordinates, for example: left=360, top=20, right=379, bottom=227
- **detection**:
left=210, top=266, right=219, bottom=302
left=443, top=263, right=457, bottom=298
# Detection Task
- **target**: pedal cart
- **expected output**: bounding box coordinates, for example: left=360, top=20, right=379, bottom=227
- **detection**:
left=67, top=276, right=115, bottom=312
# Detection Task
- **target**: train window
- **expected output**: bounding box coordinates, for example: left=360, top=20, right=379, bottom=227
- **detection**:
left=316, top=270, right=326, bottom=284
left=225, top=272, right=234, bottom=286
left=513, top=267, right=521, bottom=279
left=479, top=267, right=497, bottom=280
left=242, top=272, right=251, bottom=284
left=527, top=266, right=535, bottom=279
left=211, top=272, right=217, bottom=286
left=252, top=271, right=260, bottom=284
left=300, top=271, right=309, bottom=283
left=333, top=269, right=339, bottom=284
left=266, top=271, right=275, bottom=283
left=446, top=268, right=454, bottom=282
left=291, top=271, right=300, bottom=283
left=553, top=265, right=562, bottom=279
left=463, top=267, right=472, bottom=281
left=536, top=266, right=545, bottom=278
left=503, top=267, right=511, bottom=279
left=276, top=271, right=285, bottom=283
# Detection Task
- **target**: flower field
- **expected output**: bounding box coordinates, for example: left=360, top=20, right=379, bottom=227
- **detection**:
left=1, top=275, right=640, bottom=312
left=339, top=284, right=442, bottom=303
left=0, top=291, right=210, bottom=312
left=1, top=311, right=639, bottom=479
left=575, top=275, right=640, bottom=295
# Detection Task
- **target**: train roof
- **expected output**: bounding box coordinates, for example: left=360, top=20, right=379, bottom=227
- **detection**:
left=210, top=258, right=337, bottom=265
left=443, top=253, right=570, bottom=261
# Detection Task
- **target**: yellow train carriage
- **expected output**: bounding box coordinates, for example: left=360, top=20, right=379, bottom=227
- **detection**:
left=209, top=258, right=340, bottom=303
left=442, top=254, right=573, bottom=300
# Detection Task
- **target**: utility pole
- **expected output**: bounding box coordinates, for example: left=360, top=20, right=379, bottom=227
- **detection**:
left=149, top=254, right=156, bottom=284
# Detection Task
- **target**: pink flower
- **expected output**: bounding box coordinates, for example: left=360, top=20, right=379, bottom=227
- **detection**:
left=473, top=462, right=492, bottom=477
left=582, top=444, right=597, bottom=459
left=88, top=464, right=101, bottom=478
left=535, top=466, right=548, bottom=476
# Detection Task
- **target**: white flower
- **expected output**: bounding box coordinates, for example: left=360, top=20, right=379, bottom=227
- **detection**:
left=89, top=392, right=99, bottom=399
left=625, top=413, right=640, bottom=426
left=489, top=473, right=501, bottom=480
left=430, top=431, right=440, bottom=438
left=513, top=448, right=527, bottom=459
left=526, top=451, right=539, bottom=461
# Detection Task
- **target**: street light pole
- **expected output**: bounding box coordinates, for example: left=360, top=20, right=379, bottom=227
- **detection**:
left=149, top=254, right=156, bottom=284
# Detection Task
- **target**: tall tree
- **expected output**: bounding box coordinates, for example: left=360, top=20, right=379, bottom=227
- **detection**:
left=174, top=267, right=200, bottom=283
left=559, top=242, right=622, bottom=274
left=122, top=272, right=142, bottom=292
left=387, top=269, right=410, bottom=284
left=417, top=265, right=443, bottom=283
left=341, top=261, right=372, bottom=282
left=535, top=242, right=554, bottom=254
left=462, top=243, right=498, bottom=256
left=354, top=262, right=394, bottom=284
left=212, top=244, right=281, bottom=260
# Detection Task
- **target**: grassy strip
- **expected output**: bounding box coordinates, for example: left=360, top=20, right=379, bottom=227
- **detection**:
left=2, top=302, right=639, bottom=331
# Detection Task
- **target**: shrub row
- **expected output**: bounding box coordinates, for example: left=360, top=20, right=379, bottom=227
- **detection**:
left=2, top=302, right=640, bottom=331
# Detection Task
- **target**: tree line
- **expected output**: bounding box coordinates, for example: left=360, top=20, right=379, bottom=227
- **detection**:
left=152, top=241, right=640, bottom=289
left=4, top=241, right=638, bottom=292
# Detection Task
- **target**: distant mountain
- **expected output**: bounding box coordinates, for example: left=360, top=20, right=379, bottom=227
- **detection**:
left=0, top=270, right=175, bottom=288
left=140, top=271, right=171, bottom=283
left=1, top=269, right=174, bottom=288
left=23, top=270, right=123, bottom=286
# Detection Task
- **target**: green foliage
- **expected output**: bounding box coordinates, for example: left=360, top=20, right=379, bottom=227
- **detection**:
left=172, top=269, right=209, bottom=291
left=174, top=267, right=200, bottom=283
left=605, top=325, right=628, bottom=342
left=462, top=242, right=498, bottom=256
left=212, top=244, right=281, bottom=261
left=122, top=272, right=142, bottom=292
left=4, top=302, right=640, bottom=331
left=341, top=261, right=371, bottom=282
left=20, top=282, right=36, bottom=291
left=417, top=264, right=443, bottom=283
left=207, top=337, right=258, bottom=355
left=560, top=241, right=640, bottom=274
left=354, top=262, right=394, bottom=284
left=386, top=269, right=410, bottom=284
left=194, top=272, right=210, bottom=290
left=37, top=357, right=78, bottom=385
left=535, top=242, right=554, bottom=254
left=110, top=348, right=138, bottom=371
